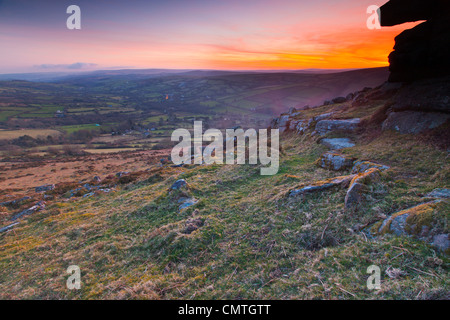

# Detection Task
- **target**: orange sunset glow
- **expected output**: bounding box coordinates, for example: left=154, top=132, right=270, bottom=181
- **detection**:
left=0, top=0, right=421, bottom=73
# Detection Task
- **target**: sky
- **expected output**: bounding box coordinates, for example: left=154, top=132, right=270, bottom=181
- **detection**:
left=0, top=0, right=421, bottom=73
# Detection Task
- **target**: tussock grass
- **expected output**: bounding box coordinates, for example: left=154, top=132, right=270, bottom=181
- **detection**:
left=0, top=99, right=448, bottom=300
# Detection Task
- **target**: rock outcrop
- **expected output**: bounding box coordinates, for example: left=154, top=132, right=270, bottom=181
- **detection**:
left=317, top=152, right=355, bottom=171
left=0, top=222, right=19, bottom=233
left=35, top=184, right=55, bottom=193
left=315, top=118, right=360, bottom=135
left=376, top=201, right=441, bottom=235
left=170, top=179, right=188, bottom=191
left=289, top=174, right=355, bottom=197
left=368, top=199, right=449, bottom=253
left=320, top=138, right=355, bottom=150
left=425, top=188, right=450, bottom=199
left=178, top=197, right=198, bottom=212
left=344, top=168, right=381, bottom=210
left=380, top=0, right=450, bottom=82
left=10, top=201, right=46, bottom=221
left=351, top=161, right=390, bottom=174
left=382, top=111, right=450, bottom=134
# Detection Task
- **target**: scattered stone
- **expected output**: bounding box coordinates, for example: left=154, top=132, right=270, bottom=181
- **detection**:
left=10, top=201, right=46, bottom=221
left=0, top=222, right=19, bottom=233
left=317, top=152, right=355, bottom=171
left=345, top=182, right=367, bottom=210
left=178, top=197, right=198, bottom=211
left=315, top=118, right=360, bottom=135
left=351, top=161, right=390, bottom=174
left=377, top=200, right=442, bottom=236
left=382, top=111, right=450, bottom=134
left=0, top=196, right=31, bottom=207
left=289, top=120, right=300, bottom=131
left=170, top=179, right=188, bottom=190
left=83, top=192, right=95, bottom=198
left=432, top=234, right=450, bottom=254
left=278, top=115, right=290, bottom=133
left=35, top=184, right=55, bottom=192
left=278, top=115, right=291, bottom=131
left=115, top=171, right=129, bottom=178
left=313, top=112, right=335, bottom=122
left=344, top=168, right=381, bottom=210
left=320, top=138, right=355, bottom=150
left=289, top=174, right=355, bottom=197
left=92, top=176, right=102, bottom=183
left=332, top=96, right=347, bottom=104
left=425, top=188, right=450, bottom=199
left=296, top=119, right=313, bottom=135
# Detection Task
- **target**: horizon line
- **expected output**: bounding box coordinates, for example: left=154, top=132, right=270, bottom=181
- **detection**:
left=0, top=66, right=389, bottom=76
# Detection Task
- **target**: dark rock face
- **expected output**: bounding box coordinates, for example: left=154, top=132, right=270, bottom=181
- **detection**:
left=380, top=0, right=450, bottom=82
left=382, top=111, right=450, bottom=134
left=390, top=77, right=450, bottom=113
left=379, top=0, right=447, bottom=26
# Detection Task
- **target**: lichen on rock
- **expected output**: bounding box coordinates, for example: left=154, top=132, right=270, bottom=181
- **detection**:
left=344, top=168, right=381, bottom=211
left=317, top=152, right=355, bottom=171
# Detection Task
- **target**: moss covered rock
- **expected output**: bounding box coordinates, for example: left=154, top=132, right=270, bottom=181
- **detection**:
left=351, top=161, right=390, bottom=174
left=344, top=168, right=381, bottom=211
left=317, top=152, right=355, bottom=171
left=289, top=174, right=355, bottom=197
left=375, top=201, right=448, bottom=248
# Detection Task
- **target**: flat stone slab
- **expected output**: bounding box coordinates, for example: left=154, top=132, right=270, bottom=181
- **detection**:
left=425, top=188, right=450, bottom=199
left=317, top=152, right=355, bottom=171
left=35, top=184, right=55, bottom=192
left=321, top=138, right=355, bottom=150
left=351, top=161, right=390, bottom=174
left=315, top=118, right=360, bottom=135
left=10, top=201, right=46, bottom=221
left=0, top=222, right=19, bottom=233
left=289, top=174, right=355, bottom=197
left=432, top=234, right=450, bottom=253
left=178, top=197, right=198, bottom=211
left=344, top=168, right=381, bottom=210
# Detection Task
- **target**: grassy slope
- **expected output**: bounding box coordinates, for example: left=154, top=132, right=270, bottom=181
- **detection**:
left=0, top=99, right=448, bottom=300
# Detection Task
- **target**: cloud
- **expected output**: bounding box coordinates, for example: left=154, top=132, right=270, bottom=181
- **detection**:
left=34, top=62, right=98, bottom=70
